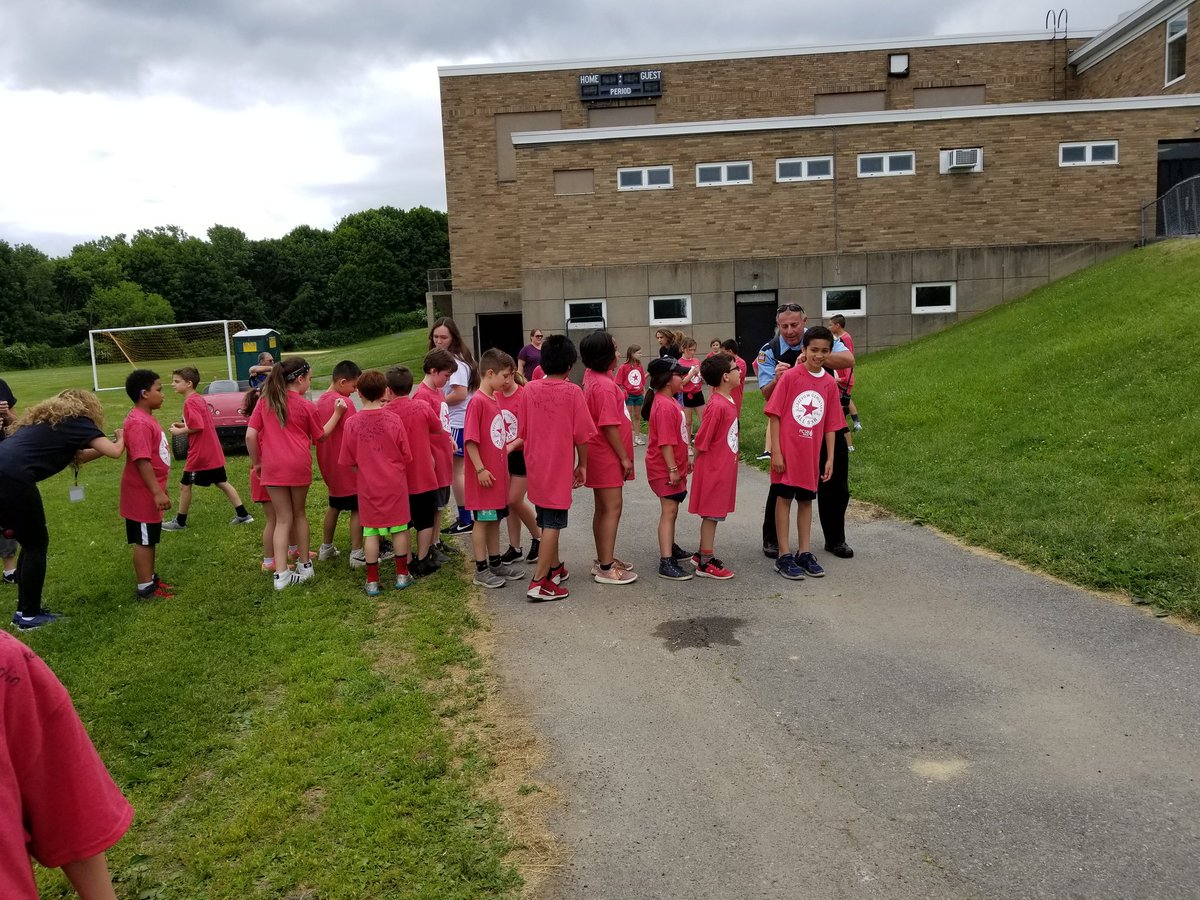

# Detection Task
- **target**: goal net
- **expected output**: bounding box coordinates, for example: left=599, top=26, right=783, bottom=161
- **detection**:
left=89, top=319, right=246, bottom=392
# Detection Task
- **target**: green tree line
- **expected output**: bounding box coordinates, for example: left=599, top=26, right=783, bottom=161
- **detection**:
left=0, top=206, right=447, bottom=368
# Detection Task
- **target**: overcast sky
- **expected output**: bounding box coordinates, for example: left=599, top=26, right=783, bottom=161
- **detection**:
left=0, top=0, right=1139, bottom=257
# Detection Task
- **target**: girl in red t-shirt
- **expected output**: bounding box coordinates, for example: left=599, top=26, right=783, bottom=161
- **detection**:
left=642, top=358, right=694, bottom=581
left=615, top=345, right=646, bottom=446
left=679, top=338, right=705, bottom=439
left=498, top=374, right=541, bottom=567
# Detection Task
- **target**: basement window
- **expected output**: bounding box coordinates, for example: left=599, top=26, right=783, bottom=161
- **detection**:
left=776, top=156, right=834, bottom=182
left=857, top=152, right=915, bottom=177
left=822, top=286, right=866, bottom=318
left=696, top=161, right=753, bottom=186
left=912, top=282, right=957, bottom=314
left=649, top=295, right=692, bottom=326
left=1166, top=12, right=1187, bottom=85
left=1059, top=141, right=1119, bottom=167
left=618, top=166, right=673, bottom=191
left=565, top=299, right=606, bottom=330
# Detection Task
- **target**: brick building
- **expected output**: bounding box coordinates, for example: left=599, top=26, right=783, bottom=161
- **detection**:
left=437, top=0, right=1200, bottom=363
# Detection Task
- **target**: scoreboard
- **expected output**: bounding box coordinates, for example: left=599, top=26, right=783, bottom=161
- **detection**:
left=579, top=70, right=663, bottom=100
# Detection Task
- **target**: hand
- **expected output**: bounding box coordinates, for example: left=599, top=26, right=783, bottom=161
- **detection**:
left=667, top=468, right=681, bottom=485
left=572, top=465, right=585, bottom=488
left=821, top=458, right=833, bottom=482
left=154, top=491, right=172, bottom=511
left=774, top=361, right=791, bottom=376
left=334, top=398, right=347, bottom=412
left=771, top=453, right=786, bottom=475
left=620, top=457, right=633, bottom=478
left=112, top=428, right=124, bottom=446
left=476, top=468, right=493, bottom=488
left=251, top=462, right=262, bottom=477
left=169, top=422, right=186, bottom=436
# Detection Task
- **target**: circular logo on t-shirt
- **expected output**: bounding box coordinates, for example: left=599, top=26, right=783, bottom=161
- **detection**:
left=688, top=371, right=702, bottom=387
left=792, top=390, right=825, bottom=428
left=628, top=369, right=642, bottom=388
left=500, top=409, right=518, bottom=443
left=726, top=419, right=739, bottom=453
left=158, top=433, right=171, bottom=467
left=489, top=414, right=507, bottom=450
left=439, top=402, right=451, bottom=432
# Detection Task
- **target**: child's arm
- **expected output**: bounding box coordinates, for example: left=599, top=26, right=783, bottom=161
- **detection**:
left=768, top=416, right=785, bottom=475
left=135, top=459, right=170, bottom=510
left=465, top=440, right=493, bottom=488
left=62, top=852, right=119, bottom=900
left=600, top=425, right=632, bottom=478
left=506, top=436, right=524, bottom=454
left=573, top=443, right=588, bottom=488
left=76, top=431, right=125, bottom=463
left=821, top=432, right=835, bottom=482
left=661, top=445, right=682, bottom=485
left=246, top=426, right=261, bottom=475
left=319, top=398, right=347, bottom=439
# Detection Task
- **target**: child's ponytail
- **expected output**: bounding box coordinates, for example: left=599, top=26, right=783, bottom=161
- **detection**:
left=265, top=357, right=310, bottom=427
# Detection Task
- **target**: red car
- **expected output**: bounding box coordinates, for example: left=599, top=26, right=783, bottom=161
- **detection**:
left=170, top=379, right=251, bottom=461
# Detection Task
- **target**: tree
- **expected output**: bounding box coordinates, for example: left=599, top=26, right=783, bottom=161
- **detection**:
left=84, top=281, right=174, bottom=328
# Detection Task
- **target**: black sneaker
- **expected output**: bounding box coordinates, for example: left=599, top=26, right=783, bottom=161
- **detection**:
left=411, top=555, right=440, bottom=577
left=762, top=541, right=779, bottom=560
left=499, top=545, right=524, bottom=565
left=444, top=520, right=474, bottom=536
left=2, top=571, right=15, bottom=585
left=670, top=543, right=693, bottom=561
left=526, top=539, right=540, bottom=563
left=657, top=558, right=693, bottom=581
left=11, top=611, right=58, bottom=630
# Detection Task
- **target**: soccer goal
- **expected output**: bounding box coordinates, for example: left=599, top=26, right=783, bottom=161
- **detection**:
left=88, top=320, right=247, bottom=392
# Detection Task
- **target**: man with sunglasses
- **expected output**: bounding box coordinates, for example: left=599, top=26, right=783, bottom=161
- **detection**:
left=757, top=304, right=856, bottom=561
left=517, top=328, right=545, bottom=378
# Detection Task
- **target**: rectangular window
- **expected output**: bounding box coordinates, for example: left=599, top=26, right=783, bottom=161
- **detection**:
left=564, top=299, right=606, bottom=329
left=1059, top=141, right=1119, bottom=167
left=776, top=156, right=834, bottom=182
left=857, top=152, right=915, bottom=177
left=1167, top=13, right=1187, bottom=85
left=696, top=161, right=753, bottom=186
left=822, top=286, right=866, bottom=317
left=649, top=295, right=692, bottom=326
left=617, top=165, right=673, bottom=191
left=912, top=282, right=957, bottom=314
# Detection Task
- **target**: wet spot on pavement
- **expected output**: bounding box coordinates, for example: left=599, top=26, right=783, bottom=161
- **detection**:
left=911, top=758, right=969, bottom=781
left=653, top=616, right=746, bottom=651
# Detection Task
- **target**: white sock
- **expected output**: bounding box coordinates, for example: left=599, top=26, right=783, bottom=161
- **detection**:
left=137, top=581, right=154, bottom=590
left=3, top=569, right=14, bottom=577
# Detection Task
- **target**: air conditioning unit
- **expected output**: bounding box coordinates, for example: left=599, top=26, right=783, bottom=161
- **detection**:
left=940, top=147, right=983, bottom=174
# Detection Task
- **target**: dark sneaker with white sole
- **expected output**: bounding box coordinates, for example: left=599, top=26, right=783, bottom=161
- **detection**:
left=657, top=558, right=693, bottom=580
left=11, top=611, right=58, bottom=630
left=796, top=551, right=825, bottom=577
left=774, top=554, right=806, bottom=581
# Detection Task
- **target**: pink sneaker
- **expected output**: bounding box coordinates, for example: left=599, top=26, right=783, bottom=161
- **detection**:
left=590, top=557, right=635, bottom=576
left=594, top=565, right=638, bottom=585
left=695, top=558, right=735, bottom=580
left=527, top=578, right=569, bottom=601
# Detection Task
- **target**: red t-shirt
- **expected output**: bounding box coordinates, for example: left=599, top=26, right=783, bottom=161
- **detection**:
left=763, top=365, right=846, bottom=491
left=645, top=394, right=691, bottom=497
left=679, top=357, right=704, bottom=397
left=249, top=465, right=268, bottom=504
left=0, top=633, right=133, bottom=898
left=835, top=330, right=856, bottom=390
left=248, top=391, right=323, bottom=487
left=120, top=407, right=169, bottom=523
left=731, top=355, right=748, bottom=413
left=688, top=393, right=739, bottom=518
left=583, top=369, right=634, bottom=489
left=615, top=362, right=645, bottom=398
left=463, top=391, right=510, bottom=512
left=530, top=365, right=544, bottom=381
left=315, top=389, right=357, bottom=498
left=384, top=397, right=440, bottom=495
left=338, top=407, right=411, bottom=528
left=181, top=392, right=225, bottom=472
left=518, top=378, right=596, bottom=510
left=413, top=383, right=453, bottom=489
left=496, top=384, right=522, bottom=450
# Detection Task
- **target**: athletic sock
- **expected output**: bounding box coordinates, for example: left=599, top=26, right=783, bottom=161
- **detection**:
left=475, top=560, right=489, bottom=573
left=488, top=554, right=501, bottom=568
left=700, top=552, right=713, bottom=567
left=234, top=505, right=248, bottom=518
left=137, top=581, right=154, bottom=591
left=288, top=544, right=298, bottom=556
left=366, top=563, right=379, bottom=582
left=176, top=513, right=188, bottom=527
left=851, top=414, right=860, bottom=424
left=600, top=562, right=613, bottom=572
left=457, top=506, right=472, bottom=526
left=395, top=557, right=409, bottom=576
left=263, top=557, right=274, bottom=567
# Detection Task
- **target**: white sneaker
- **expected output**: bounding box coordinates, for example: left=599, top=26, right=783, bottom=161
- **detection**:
left=853, top=421, right=862, bottom=431
left=295, top=562, right=315, bottom=582
left=349, top=550, right=367, bottom=569
left=847, top=445, right=856, bottom=453
left=318, top=544, right=340, bottom=561
left=162, top=518, right=185, bottom=531
left=489, top=563, right=525, bottom=581
left=230, top=514, right=255, bottom=525
left=274, top=570, right=300, bottom=591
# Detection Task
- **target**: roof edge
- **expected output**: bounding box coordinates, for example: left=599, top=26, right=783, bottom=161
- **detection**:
left=1070, top=0, right=1191, bottom=72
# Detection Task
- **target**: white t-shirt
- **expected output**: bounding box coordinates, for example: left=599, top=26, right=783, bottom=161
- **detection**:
left=444, top=357, right=472, bottom=430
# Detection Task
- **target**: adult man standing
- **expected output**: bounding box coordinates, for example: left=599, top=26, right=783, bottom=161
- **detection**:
left=757, top=304, right=855, bottom=560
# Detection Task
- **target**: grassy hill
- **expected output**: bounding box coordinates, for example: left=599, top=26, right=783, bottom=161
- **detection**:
left=846, top=240, right=1200, bottom=617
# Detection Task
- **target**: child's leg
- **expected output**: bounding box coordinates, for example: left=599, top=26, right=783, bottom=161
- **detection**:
left=506, top=476, right=525, bottom=549
left=2, top=554, right=15, bottom=575
left=698, top=517, right=718, bottom=560
left=268, top=486, right=294, bottom=574
left=133, top=544, right=156, bottom=585
left=485, top=521, right=500, bottom=559
left=533, top=527, right=560, bottom=582
left=795, top=499, right=813, bottom=554
left=217, top=480, right=244, bottom=510
left=471, top=517, right=489, bottom=566
left=349, top=510, right=362, bottom=552
left=290, top=486, right=311, bottom=558
left=657, top=497, right=679, bottom=558
left=416, top=527, right=434, bottom=561
left=511, top=476, right=539, bottom=543
left=592, top=486, right=623, bottom=565
left=393, top=529, right=411, bottom=574
left=261, top=501, right=276, bottom=564
left=177, top=483, right=193, bottom=516
left=774, top=496, right=793, bottom=558
left=364, top=533, right=380, bottom=564
left=322, top=506, right=340, bottom=546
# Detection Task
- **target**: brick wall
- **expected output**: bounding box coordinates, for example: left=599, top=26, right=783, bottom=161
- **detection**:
left=1075, top=2, right=1198, bottom=98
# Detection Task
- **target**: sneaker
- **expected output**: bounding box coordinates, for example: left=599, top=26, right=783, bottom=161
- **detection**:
left=394, top=573, right=414, bottom=590
left=594, top=565, right=638, bottom=585
left=137, top=582, right=175, bottom=600
left=657, top=558, right=693, bottom=581
left=153, top=574, right=173, bottom=590
left=445, top=520, right=474, bottom=536
left=824, top=542, right=855, bottom=559
left=670, top=543, right=692, bottom=562
left=11, top=611, right=58, bottom=630
left=230, top=514, right=255, bottom=525
left=379, top=538, right=394, bottom=555
left=633, top=435, right=645, bottom=446
left=756, top=451, right=771, bottom=461
left=525, top=539, right=540, bottom=563
left=853, top=421, right=862, bottom=431
left=775, top=554, right=806, bottom=581
left=499, top=545, right=524, bottom=565
left=349, top=549, right=367, bottom=569
left=288, top=548, right=317, bottom=562
left=365, top=581, right=382, bottom=597
left=549, top=563, right=569, bottom=584
left=318, top=544, right=341, bottom=561
left=295, top=562, right=315, bottom=582
left=430, top=545, right=451, bottom=567
left=847, top=445, right=856, bottom=453
left=762, top=541, right=779, bottom=560
left=161, top=518, right=186, bottom=531
left=274, top=569, right=301, bottom=591
left=2, top=572, right=15, bottom=585
left=590, top=558, right=635, bottom=576
left=796, top=552, right=825, bottom=577
left=490, top=563, right=526, bottom=581
left=695, top=558, right=735, bottom=580
left=473, top=568, right=506, bottom=589
left=410, top=556, right=438, bottom=578
left=526, top=578, right=569, bottom=601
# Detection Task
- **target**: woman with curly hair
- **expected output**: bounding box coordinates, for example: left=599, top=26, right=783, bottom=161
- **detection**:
left=0, top=389, right=126, bottom=630
left=428, top=317, right=480, bottom=535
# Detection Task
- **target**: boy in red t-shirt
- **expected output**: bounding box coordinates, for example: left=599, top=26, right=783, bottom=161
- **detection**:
left=163, top=367, right=253, bottom=531
left=688, top=354, right=741, bottom=579
left=338, top=370, right=412, bottom=596
left=413, top=349, right=457, bottom=564
left=315, top=360, right=364, bottom=565
left=384, top=365, right=446, bottom=577
left=763, top=326, right=846, bottom=581
left=121, top=369, right=173, bottom=601
left=518, top=335, right=597, bottom=602
left=464, top=349, right=524, bottom=589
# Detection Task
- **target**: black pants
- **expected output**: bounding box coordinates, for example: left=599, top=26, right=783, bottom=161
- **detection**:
left=0, top=479, right=49, bottom=615
left=762, top=430, right=850, bottom=548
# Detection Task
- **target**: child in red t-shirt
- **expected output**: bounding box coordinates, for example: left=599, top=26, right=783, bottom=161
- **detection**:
left=518, top=335, right=597, bottom=602
left=688, top=355, right=741, bottom=580
left=497, top=374, right=541, bottom=567
left=643, top=358, right=695, bottom=581
left=763, top=326, right=846, bottom=581
left=581, top=331, right=637, bottom=585
left=465, top=349, right=524, bottom=589
left=720, top=339, right=748, bottom=415
left=121, top=369, right=174, bottom=601
left=414, top=349, right=457, bottom=563
left=246, top=357, right=347, bottom=591
left=338, top=370, right=413, bottom=596
left=615, top=344, right=646, bottom=446
left=163, top=366, right=253, bottom=532
left=315, top=360, right=363, bottom=565
left=384, top=365, right=446, bottom=577
left=679, top=338, right=705, bottom=438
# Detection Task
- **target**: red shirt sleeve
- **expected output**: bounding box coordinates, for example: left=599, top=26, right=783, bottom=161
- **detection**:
left=303, top=398, right=324, bottom=444
left=248, top=400, right=264, bottom=431
left=463, top=396, right=483, bottom=446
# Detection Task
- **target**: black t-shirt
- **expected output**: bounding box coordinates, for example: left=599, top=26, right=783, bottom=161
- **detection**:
left=0, top=417, right=104, bottom=483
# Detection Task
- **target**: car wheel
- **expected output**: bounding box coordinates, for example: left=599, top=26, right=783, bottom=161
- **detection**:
left=171, top=431, right=190, bottom=462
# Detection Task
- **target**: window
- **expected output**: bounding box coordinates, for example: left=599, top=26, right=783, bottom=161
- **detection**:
left=776, top=156, right=834, bottom=182
left=857, top=152, right=915, bottom=177
left=1059, top=141, right=1119, bottom=167
left=696, top=161, right=753, bottom=186
left=912, top=282, right=957, bottom=314
left=1167, top=13, right=1187, bottom=84
left=822, top=286, right=865, bottom=317
left=618, top=166, right=673, bottom=191
left=564, top=299, right=606, bottom=329
left=649, top=295, right=691, bottom=326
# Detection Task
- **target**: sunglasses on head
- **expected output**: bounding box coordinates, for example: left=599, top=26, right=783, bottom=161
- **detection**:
left=777, top=304, right=805, bottom=314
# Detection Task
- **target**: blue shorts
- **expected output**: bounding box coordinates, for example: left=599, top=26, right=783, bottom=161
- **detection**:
left=535, top=506, right=569, bottom=530
left=450, top=427, right=465, bottom=458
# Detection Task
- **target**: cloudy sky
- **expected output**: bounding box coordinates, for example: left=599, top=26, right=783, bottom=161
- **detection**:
left=0, top=0, right=1138, bottom=256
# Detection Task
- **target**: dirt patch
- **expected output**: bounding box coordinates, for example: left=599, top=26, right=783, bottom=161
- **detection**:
left=653, top=616, right=746, bottom=651
left=300, top=785, right=326, bottom=820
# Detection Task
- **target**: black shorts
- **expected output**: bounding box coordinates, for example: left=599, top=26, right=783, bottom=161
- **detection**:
left=328, top=494, right=359, bottom=512
left=663, top=490, right=688, bottom=504
left=181, top=466, right=227, bottom=487
left=774, top=484, right=817, bottom=502
left=507, top=449, right=527, bottom=478
left=682, top=392, right=705, bottom=408
left=126, top=519, right=162, bottom=546
left=436, top=486, right=451, bottom=508
left=409, top=489, right=438, bottom=531
left=535, top=506, right=569, bottom=530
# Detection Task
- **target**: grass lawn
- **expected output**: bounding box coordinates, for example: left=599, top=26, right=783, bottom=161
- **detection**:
left=8, top=330, right=523, bottom=898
